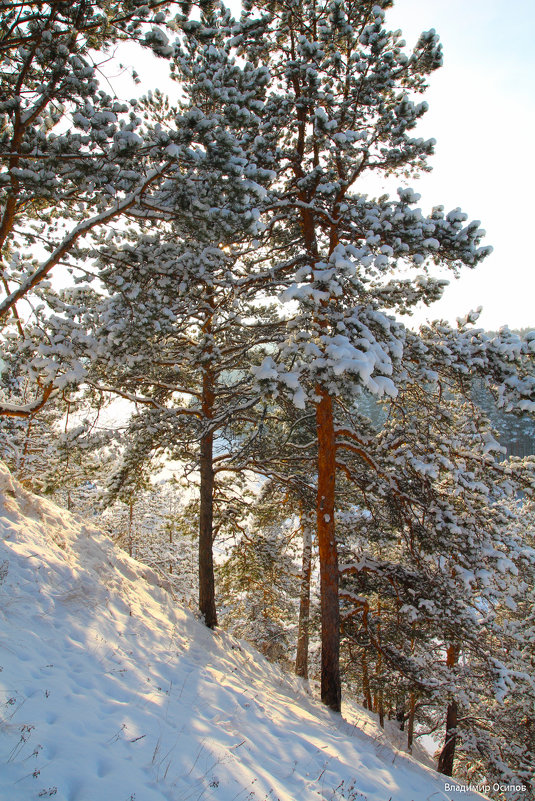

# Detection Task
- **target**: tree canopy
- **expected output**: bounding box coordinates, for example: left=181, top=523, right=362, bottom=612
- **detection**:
left=1, top=2, right=534, bottom=794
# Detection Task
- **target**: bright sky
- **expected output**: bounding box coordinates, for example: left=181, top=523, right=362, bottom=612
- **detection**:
left=113, top=0, right=535, bottom=332
left=383, top=0, right=535, bottom=330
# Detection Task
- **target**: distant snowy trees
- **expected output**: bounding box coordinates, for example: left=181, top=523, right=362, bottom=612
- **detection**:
left=1, top=1, right=535, bottom=795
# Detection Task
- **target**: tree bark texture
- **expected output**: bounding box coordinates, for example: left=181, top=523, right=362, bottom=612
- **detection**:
left=407, top=692, right=416, bottom=753
left=362, top=650, right=373, bottom=711
left=437, top=644, right=459, bottom=776
left=295, top=509, right=313, bottom=679
left=315, top=386, right=341, bottom=712
left=437, top=699, right=458, bottom=776
left=376, top=599, right=384, bottom=728
left=198, top=349, right=217, bottom=629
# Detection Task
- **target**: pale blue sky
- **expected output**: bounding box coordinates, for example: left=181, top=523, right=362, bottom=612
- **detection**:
left=385, top=0, right=535, bottom=330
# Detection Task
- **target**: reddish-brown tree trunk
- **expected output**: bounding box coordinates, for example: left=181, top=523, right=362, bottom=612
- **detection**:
left=438, top=645, right=459, bottom=776
left=295, top=509, right=313, bottom=679
left=376, top=599, right=384, bottom=728
left=315, top=386, right=341, bottom=712
left=407, top=625, right=416, bottom=752
left=199, top=379, right=217, bottom=629
left=407, top=692, right=416, bottom=753
left=362, top=650, right=373, bottom=710
left=198, top=302, right=217, bottom=629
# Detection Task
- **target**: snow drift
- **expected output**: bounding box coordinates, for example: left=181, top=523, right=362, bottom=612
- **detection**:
left=0, top=462, right=486, bottom=801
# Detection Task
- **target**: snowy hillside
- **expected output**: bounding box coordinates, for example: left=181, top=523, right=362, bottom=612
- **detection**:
left=0, top=463, right=486, bottom=801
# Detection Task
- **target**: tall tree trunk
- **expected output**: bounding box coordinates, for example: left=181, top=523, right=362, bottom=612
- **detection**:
left=199, top=363, right=217, bottom=629
left=376, top=599, right=384, bottom=728
left=295, top=508, right=313, bottom=679
left=438, top=644, right=459, bottom=776
left=315, top=386, right=341, bottom=712
left=299, top=152, right=341, bottom=709
left=407, top=624, right=416, bottom=752
left=198, top=292, right=217, bottom=629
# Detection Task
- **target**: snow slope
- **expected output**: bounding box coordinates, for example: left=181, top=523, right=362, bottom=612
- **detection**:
left=0, top=463, right=486, bottom=801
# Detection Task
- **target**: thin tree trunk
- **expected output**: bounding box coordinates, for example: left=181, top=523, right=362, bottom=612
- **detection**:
left=438, top=645, right=459, bottom=776
left=407, top=622, right=416, bottom=751
left=315, top=386, right=341, bottom=712
left=362, top=650, right=373, bottom=710
left=65, top=399, right=71, bottom=511
left=199, top=363, right=217, bottom=629
left=377, top=599, right=384, bottom=728
left=378, top=690, right=384, bottom=728
left=128, top=501, right=133, bottom=557
left=407, top=692, right=416, bottom=752
left=19, top=419, right=32, bottom=477
left=295, top=508, right=313, bottom=679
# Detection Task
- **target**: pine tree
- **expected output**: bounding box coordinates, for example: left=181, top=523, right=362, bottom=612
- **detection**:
left=0, top=330, right=114, bottom=504
left=0, top=0, right=206, bottom=414
left=236, top=0, right=505, bottom=712
left=450, top=498, right=535, bottom=798
left=334, top=332, right=535, bottom=775
left=40, top=5, right=277, bottom=627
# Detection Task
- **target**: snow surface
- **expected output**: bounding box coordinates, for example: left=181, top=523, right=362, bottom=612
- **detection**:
left=0, top=463, right=487, bottom=801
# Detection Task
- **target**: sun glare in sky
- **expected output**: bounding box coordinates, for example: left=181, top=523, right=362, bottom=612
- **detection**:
left=384, top=0, right=535, bottom=331
left=112, top=0, right=535, bottom=332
